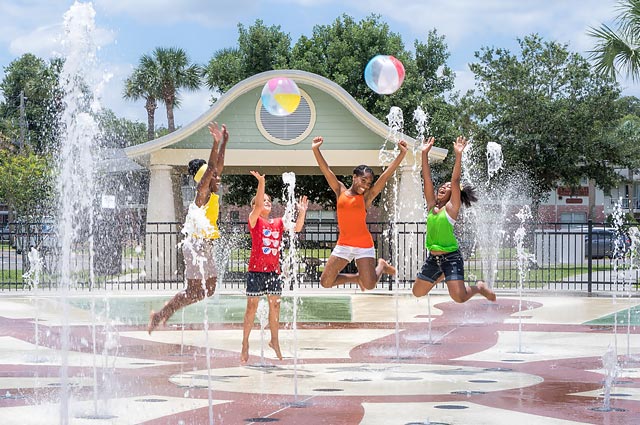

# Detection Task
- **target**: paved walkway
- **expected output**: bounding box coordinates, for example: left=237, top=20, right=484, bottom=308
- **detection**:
left=0, top=291, right=639, bottom=424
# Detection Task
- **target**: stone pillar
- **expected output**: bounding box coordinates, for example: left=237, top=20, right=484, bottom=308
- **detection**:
left=145, top=164, right=179, bottom=283
left=393, top=165, right=427, bottom=282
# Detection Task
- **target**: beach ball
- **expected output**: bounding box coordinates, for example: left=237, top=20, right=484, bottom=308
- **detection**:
left=261, top=77, right=301, bottom=116
left=364, top=55, right=405, bottom=95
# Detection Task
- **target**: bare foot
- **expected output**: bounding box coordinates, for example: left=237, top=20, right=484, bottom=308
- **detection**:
left=148, top=311, right=162, bottom=335
left=477, top=281, right=497, bottom=302
left=378, top=258, right=396, bottom=275
left=240, top=342, right=249, bottom=365
left=269, top=340, right=283, bottom=360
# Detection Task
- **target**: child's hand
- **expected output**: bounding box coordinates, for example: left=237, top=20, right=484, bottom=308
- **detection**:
left=221, top=124, right=229, bottom=142
left=249, top=170, right=265, bottom=182
left=311, top=136, right=323, bottom=150
left=397, top=140, right=408, bottom=155
left=453, top=136, right=467, bottom=156
left=297, top=195, right=309, bottom=212
left=208, top=122, right=223, bottom=142
left=420, top=136, right=435, bottom=155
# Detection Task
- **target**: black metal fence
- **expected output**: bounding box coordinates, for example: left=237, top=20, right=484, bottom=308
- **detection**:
left=1, top=220, right=638, bottom=293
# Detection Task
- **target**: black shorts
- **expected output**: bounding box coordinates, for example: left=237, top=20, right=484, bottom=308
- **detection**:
left=246, top=272, right=282, bottom=296
left=416, top=250, right=465, bottom=283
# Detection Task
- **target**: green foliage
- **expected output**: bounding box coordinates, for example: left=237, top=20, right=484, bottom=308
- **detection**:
left=0, top=149, right=54, bottom=218
left=222, top=174, right=336, bottom=208
left=94, top=109, right=147, bottom=148
left=204, top=20, right=292, bottom=95
left=125, top=47, right=202, bottom=137
left=123, top=56, right=160, bottom=141
left=462, top=34, right=626, bottom=202
left=589, top=0, right=640, bottom=82
left=0, top=54, right=63, bottom=154
left=153, top=47, right=202, bottom=132
left=207, top=15, right=461, bottom=204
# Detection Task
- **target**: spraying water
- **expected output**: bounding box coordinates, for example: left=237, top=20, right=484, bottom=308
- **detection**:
left=256, top=299, right=269, bottom=364
left=514, top=206, right=534, bottom=353
left=23, top=248, right=45, bottom=366
left=179, top=203, right=215, bottom=424
left=593, top=345, right=622, bottom=412
left=55, top=3, right=107, bottom=422
left=486, top=142, right=504, bottom=181
left=281, top=172, right=301, bottom=401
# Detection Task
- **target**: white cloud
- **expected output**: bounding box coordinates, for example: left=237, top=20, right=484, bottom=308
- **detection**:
left=93, top=0, right=259, bottom=26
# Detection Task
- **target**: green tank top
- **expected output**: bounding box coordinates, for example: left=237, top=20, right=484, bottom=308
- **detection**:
left=425, top=208, right=459, bottom=252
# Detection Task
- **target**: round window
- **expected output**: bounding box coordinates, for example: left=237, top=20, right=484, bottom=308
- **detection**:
left=255, top=89, right=316, bottom=146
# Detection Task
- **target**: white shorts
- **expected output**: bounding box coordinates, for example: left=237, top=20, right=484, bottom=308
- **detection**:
left=330, top=245, right=376, bottom=262
left=183, top=239, right=218, bottom=280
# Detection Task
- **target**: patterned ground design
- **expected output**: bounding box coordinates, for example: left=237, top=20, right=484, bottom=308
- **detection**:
left=0, top=292, right=639, bottom=424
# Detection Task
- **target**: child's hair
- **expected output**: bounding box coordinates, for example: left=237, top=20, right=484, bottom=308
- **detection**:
left=353, top=164, right=374, bottom=178
left=188, top=159, right=206, bottom=177
left=250, top=194, right=272, bottom=207
left=460, top=184, right=478, bottom=207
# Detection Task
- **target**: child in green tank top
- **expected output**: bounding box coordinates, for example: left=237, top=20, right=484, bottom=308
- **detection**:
left=413, top=136, right=496, bottom=303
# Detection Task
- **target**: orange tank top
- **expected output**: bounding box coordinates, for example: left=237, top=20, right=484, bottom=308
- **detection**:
left=336, top=191, right=374, bottom=248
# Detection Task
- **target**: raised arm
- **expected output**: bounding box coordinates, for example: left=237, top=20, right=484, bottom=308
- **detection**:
left=248, top=171, right=266, bottom=228
left=311, top=136, right=345, bottom=197
left=447, top=136, right=466, bottom=218
left=215, top=124, right=229, bottom=177
left=365, top=140, right=408, bottom=206
left=421, top=137, right=436, bottom=211
left=294, top=195, right=308, bottom=232
left=194, top=122, right=223, bottom=207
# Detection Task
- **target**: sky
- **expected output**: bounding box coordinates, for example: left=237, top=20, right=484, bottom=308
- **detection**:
left=0, top=0, right=634, bottom=129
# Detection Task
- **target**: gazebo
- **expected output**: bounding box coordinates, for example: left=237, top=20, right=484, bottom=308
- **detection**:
left=124, top=69, right=448, bottom=281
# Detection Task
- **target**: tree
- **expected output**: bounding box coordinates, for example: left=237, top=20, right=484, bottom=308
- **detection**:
left=94, top=109, right=147, bottom=148
left=0, top=149, right=54, bottom=219
left=123, top=56, right=160, bottom=141
left=462, top=34, right=630, bottom=203
left=204, top=20, right=292, bottom=95
left=589, top=0, right=640, bottom=82
left=153, top=47, right=202, bottom=132
left=0, top=54, right=63, bottom=154
left=206, top=15, right=461, bottom=206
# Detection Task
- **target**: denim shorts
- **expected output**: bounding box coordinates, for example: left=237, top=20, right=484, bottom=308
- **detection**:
left=416, top=250, right=465, bottom=283
left=246, top=272, right=282, bottom=296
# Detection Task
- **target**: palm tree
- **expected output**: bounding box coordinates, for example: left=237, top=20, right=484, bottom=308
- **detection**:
left=152, top=47, right=202, bottom=132
left=123, top=55, right=160, bottom=141
left=589, top=0, right=640, bottom=82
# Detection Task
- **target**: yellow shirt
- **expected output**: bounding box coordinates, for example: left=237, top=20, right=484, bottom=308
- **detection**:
left=202, top=193, right=220, bottom=240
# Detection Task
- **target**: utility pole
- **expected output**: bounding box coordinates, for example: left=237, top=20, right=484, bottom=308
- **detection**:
left=18, top=90, right=27, bottom=152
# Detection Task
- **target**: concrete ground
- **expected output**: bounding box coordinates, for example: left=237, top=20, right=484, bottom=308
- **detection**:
left=0, top=290, right=639, bottom=424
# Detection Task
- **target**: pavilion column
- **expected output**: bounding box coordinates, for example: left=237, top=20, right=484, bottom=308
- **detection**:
left=145, top=164, right=180, bottom=283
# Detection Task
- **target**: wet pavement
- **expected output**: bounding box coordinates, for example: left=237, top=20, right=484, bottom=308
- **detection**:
left=0, top=291, right=638, bottom=424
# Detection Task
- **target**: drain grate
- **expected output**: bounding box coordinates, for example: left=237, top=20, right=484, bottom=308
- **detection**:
left=76, top=414, right=119, bottom=420
left=450, top=390, right=487, bottom=395
left=434, top=405, right=469, bottom=410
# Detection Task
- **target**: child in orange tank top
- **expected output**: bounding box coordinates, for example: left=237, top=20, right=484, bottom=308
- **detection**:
left=311, top=135, right=408, bottom=291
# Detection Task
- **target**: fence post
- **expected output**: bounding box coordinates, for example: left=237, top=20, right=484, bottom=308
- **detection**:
left=587, top=219, right=593, bottom=294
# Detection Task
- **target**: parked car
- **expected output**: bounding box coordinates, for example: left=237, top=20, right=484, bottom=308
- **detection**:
left=585, top=228, right=631, bottom=259
left=0, top=224, right=9, bottom=242
left=14, top=220, right=57, bottom=254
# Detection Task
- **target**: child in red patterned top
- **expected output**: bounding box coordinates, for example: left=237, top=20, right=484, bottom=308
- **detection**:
left=241, top=171, right=308, bottom=364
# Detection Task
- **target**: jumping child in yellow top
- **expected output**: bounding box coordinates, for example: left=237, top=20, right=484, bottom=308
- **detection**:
left=148, top=122, right=229, bottom=333
left=311, top=135, right=407, bottom=291
left=412, top=135, right=496, bottom=302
